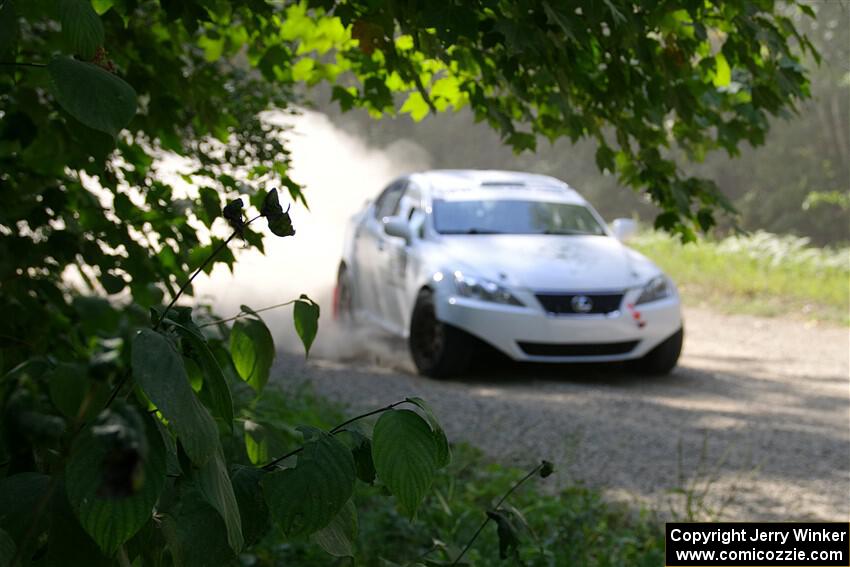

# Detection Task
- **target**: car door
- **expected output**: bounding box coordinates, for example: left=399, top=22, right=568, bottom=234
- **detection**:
left=352, top=180, right=405, bottom=323
left=374, top=183, right=423, bottom=333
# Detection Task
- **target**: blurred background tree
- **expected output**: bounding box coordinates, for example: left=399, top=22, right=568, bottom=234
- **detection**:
left=317, top=1, right=849, bottom=246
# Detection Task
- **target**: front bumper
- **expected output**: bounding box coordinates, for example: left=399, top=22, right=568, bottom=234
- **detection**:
left=433, top=289, right=682, bottom=363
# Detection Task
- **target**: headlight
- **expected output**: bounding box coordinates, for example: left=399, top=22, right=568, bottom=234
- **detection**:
left=636, top=275, right=673, bottom=305
left=453, top=271, right=524, bottom=306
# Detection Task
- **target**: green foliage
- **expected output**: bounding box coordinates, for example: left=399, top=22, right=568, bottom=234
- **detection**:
left=47, top=55, right=137, bottom=137
left=261, top=444, right=664, bottom=566
left=171, top=321, right=233, bottom=426
left=0, top=528, right=14, bottom=567
left=261, top=188, right=296, bottom=237
left=263, top=427, right=356, bottom=537
left=65, top=404, right=166, bottom=553
left=310, top=498, right=357, bottom=557
left=230, top=465, right=271, bottom=547
left=405, top=396, right=451, bottom=468
left=58, top=0, right=105, bottom=59
left=632, top=230, right=850, bottom=325
left=131, top=329, right=219, bottom=465
left=293, top=295, right=320, bottom=356
left=197, top=449, right=244, bottom=552
left=373, top=410, right=442, bottom=518
left=321, top=0, right=816, bottom=239
left=0, top=473, right=51, bottom=545
left=230, top=316, right=275, bottom=391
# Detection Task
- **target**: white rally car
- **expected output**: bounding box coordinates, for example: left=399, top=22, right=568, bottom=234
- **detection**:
left=334, top=170, right=683, bottom=377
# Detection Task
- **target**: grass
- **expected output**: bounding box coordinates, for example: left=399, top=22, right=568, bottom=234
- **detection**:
left=630, top=230, right=850, bottom=325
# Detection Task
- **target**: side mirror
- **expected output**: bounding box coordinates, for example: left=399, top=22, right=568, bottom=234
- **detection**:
left=610, top=218, right=637, bottom=241
left=384, top=216, right=413, bottom=244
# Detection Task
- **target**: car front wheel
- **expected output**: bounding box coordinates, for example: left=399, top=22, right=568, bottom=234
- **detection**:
left=409, top=289, right=472, bottom=378
left=635, top=326, right=683, bottom=375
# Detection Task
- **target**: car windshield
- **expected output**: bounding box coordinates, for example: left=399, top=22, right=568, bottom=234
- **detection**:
left=432, top=199, right=606, bottom=236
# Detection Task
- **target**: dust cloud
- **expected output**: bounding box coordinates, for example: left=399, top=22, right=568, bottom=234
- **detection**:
left=190, top=110, right=429, bottom=365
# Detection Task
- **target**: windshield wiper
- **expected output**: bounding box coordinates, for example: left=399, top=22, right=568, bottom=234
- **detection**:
left=541, top=229, right=593, bottom=236
left=440, top=228, right=506, bottom=234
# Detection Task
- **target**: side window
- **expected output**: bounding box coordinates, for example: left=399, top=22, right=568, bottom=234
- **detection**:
left=395, top=183, right=422, bottom=221
left=373, top=181, right=405, bottom=220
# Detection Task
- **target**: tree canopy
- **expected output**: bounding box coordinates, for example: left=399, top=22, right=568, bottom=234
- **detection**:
left=1, top=1, right=818, bottom=363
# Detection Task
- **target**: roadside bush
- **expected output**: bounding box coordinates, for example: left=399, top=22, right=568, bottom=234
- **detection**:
left=632, top=230, right=850, bottom=324
left=251, top=426, right=664, bottom=567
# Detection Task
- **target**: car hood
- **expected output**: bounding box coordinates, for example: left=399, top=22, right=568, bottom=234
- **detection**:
left=436, top=234, right=658, bottom=290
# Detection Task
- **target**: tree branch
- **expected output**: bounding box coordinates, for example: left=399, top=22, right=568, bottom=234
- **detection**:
left=199, top=299, right=297, bottom=328
left=261, top=400, right=407, bottom=470
left=450, top=462, right=544, bottom=566
left=154, top=214, right=262, bottom=330
left=0, top=61, right=46, bottom=68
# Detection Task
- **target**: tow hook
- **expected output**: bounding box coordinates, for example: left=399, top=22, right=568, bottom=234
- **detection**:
left=626, top=303, right=646, bottom=328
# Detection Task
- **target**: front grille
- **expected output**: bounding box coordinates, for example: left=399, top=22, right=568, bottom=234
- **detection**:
left=517, top=340, right=639, bottom=357
left=535, top=292, right=623, bottom=315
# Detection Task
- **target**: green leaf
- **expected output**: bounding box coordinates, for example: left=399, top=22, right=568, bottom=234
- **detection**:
left=344, top=430, right=376, bottom=485
left=160, top=490, right=236, bottom=567
left=170, top=321, right=234, bottom=427
left=197, top=448, right=244, bottom=553
left=404, top=397, right=451, bottom=468
left=0, top=0, right=18, bottom=60
left=262, top=188, right=296, bottom=237
left=183, top=356, right=203, bottom=392
left=230, top=465, right=270, bottom=547
left=712, top=53, right=731, bottom=88
left=400, top=91, right=429, bottom=121
left=372, top=409, right=439, bottom=517
left=261, top=187, right=284, bottom=217
left=100, top=272, right=126, bottom=294
left=59, top=0, right=104, bottom=59
left=310, top=499, right=357, bottom=558
left=91, top=0, right=115, bottom=15
left=73, top=295, right=120, bottom=336
left=267, top=210, right=295, bottom=237
left=230, top=317, right=275, bottom=391
left=293, top=295, right=319, bottom=356
left=48, top=362, right=108, bottom=420
left=262, top=427, right=355, bottom=537
left=48, top=55, right=136, bottom=137
left=223, top=198, right=244, bottom=233
left=243, top=420, right=270, bottom=465
left=0, top=473, right=51, bottom=546
left=595, top=144, right=616, bottom=173
left=0, top=529, right=13, bottom=567
left=131, top=328, right=219, bottom=464
left=47, top=482, right=112, bottom=567
left=65, top=404, right=166, bottom=554
left=198, top=186, right=220, bottom=227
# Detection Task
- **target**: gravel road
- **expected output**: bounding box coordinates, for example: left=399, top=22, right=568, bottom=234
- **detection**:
left=284, top=307, right=850, bottom=521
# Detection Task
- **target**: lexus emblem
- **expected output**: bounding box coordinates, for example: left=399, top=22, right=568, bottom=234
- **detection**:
left=571, top=295, right=593, bottom=313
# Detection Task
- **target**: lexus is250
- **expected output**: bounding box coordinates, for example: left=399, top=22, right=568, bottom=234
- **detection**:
left=334, top=170, right=683, bottom=377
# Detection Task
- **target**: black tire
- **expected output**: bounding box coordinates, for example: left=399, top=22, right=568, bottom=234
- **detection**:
left=334, top=264, right=355, bottom=325
left=409, top=289, right=472, bottom=378
left=636, top=327, right=684, bottom=375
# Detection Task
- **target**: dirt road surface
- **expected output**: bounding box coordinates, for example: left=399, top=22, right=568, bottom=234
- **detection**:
left=285, top=307, right=850, bottom=521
